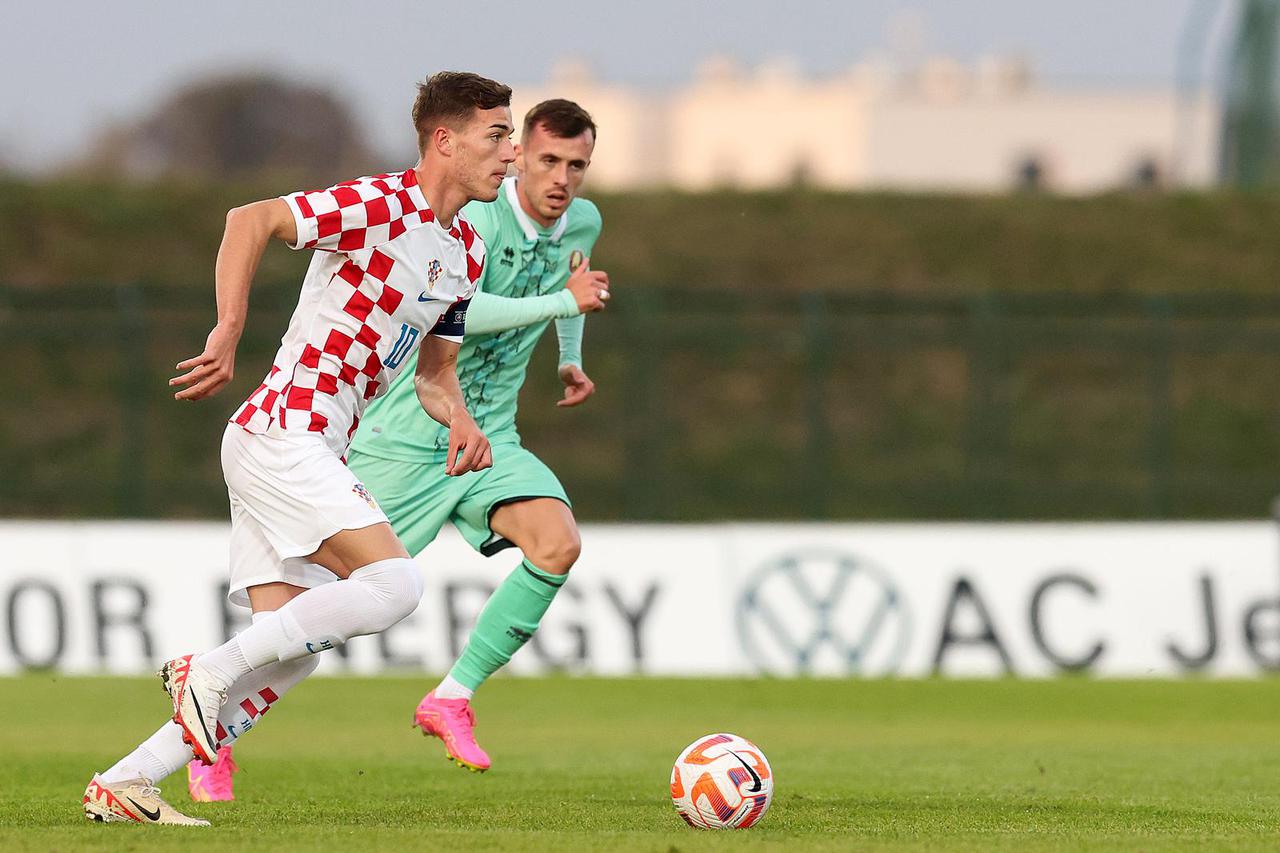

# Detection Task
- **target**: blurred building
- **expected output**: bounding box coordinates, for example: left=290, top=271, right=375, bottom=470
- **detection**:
left=511, top=60, right=669, bottom=189
left=511, top=57, right=1220, bottom=193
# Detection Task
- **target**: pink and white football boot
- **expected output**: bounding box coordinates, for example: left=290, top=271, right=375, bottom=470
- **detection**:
left=187, top=746, right=238, bottom=802
left=159, top=654, right=226, bottom=766
left=413, top=691, right=491, bottom=772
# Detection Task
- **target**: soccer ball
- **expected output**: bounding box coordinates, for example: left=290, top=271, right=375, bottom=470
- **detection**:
left=669, top=732, right=773, bottom=829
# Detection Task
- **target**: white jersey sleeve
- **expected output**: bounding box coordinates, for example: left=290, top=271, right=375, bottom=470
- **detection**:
left=281, top=174, right=431, bottom=253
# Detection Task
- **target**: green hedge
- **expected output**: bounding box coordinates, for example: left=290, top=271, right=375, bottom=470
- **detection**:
left=6, top=178, right=1280, bottom=295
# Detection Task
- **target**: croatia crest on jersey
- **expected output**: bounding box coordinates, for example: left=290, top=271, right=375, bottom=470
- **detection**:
left=427, top=259, right=443, bottom=289
left=352, top=483, right=379, bottom=510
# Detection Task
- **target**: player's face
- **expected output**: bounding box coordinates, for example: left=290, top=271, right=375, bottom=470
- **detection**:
left=514, top=123, right=594, bottom=226
left=453, top=106, right=516, bottom=202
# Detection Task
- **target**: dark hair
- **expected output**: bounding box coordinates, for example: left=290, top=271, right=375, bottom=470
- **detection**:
left=412, top=71, right=512, bottom=152
left=522, top=99, right=597, bottom=143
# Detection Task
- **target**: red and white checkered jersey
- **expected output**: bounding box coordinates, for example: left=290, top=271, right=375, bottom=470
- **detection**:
left=230, top=168, right=484, bottom=457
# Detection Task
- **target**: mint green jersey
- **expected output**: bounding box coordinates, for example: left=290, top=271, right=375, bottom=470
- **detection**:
left=349, top=178, right=602, bottom=462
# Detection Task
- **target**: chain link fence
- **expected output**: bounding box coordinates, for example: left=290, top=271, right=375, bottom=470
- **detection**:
left=3, top=283, right=1279, bottom=520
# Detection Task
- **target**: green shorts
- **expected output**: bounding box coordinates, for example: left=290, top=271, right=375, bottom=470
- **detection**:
left=346, top=443, right=570, bottom=556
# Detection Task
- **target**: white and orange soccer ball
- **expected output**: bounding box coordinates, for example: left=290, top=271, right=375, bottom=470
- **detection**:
left=669, top=732, right=773, bottom=829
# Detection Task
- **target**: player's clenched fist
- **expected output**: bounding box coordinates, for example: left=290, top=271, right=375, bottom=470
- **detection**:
left=566, top=257, right=611, bottom=313
left=446, top=412, right=492, bottom=476
left=557, top=364, right=596, bottom=408
left=170, top=323, right=241, bottom=401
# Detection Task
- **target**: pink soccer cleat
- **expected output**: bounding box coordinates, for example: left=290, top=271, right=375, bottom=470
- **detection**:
left=413, top=691, right=491, bottom=772
left=187, top=746, right=238, bottom=802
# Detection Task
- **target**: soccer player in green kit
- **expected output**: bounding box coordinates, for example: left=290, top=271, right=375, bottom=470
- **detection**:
left=349, top=99, right=609, bottom=772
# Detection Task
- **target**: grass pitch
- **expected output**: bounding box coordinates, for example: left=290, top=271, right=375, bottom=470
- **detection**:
left=2, top=675, right=1279, bottom=851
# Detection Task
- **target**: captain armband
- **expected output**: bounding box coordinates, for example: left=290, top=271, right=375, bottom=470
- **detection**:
left=429, top=297, right=470, bottom=338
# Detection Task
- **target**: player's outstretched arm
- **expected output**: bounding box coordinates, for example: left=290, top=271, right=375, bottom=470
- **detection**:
left=464, top=258, right=610, bottom=334
left=169, top=199, right=297, bottom=401
left=464, top=290, right=578, bottom=334
left=414, top=335, right=493, bottom=476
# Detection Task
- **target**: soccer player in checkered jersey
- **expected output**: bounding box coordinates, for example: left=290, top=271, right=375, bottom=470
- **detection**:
left=197, top=100, right=612, bottom=789
left=82, top=71, right=515, bottom=826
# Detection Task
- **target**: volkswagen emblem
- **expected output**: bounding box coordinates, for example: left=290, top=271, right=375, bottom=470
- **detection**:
left=736, top=549, right=910, bottom=676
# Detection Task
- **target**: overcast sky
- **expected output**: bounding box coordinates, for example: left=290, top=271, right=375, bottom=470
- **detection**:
left=1, top=0, right=1238, bottom=172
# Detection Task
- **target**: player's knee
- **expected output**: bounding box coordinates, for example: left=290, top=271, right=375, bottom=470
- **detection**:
left=352, top=557, right=423, bottom=626
left=384, top=560, right=424, bottom=622
left=527, top=528, right=580, bottom=574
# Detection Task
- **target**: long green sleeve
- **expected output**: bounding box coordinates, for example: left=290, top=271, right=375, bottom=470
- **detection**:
left=556, top=314, right=585, bottom=368
left=464, top=289, right=578, bottom=334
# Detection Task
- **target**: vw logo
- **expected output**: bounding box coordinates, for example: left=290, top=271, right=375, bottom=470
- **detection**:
left=736, top=549, right=910, bottom=676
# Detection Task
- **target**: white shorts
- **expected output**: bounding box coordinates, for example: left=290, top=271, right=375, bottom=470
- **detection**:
left=221, top=425, right=389, bottom=607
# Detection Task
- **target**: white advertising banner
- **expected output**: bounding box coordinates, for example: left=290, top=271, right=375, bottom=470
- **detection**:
left=2, top=520, right=1279, bottom=678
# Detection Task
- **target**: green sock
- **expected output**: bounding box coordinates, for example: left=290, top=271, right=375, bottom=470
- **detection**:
left=448, top=559, right=567, bottom=691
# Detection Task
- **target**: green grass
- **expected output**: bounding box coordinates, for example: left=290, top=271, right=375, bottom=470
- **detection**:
left=3, top=676, right=1280, bottom=850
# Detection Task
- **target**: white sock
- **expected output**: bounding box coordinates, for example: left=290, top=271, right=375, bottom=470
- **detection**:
left=100, top=615, right=321, bottom=784
left=101, top=721, right=192, bottom=785
left=193, top=605, right=285, bottom=691
left=433, top=674, right=474, bottom=701
left=197, top=635, right=253, bottom=691
left=216, top=654, right=319, bottom=746
left=202, top=559, right=422, bottom=681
